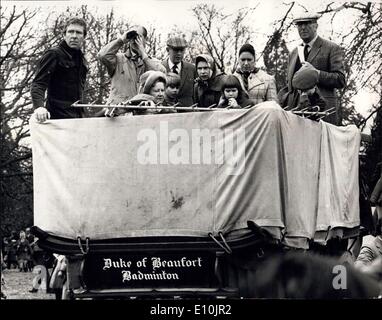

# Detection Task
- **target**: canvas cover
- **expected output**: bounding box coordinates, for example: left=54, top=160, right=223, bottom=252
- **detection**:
left=30, top=102, right=360, bottom=247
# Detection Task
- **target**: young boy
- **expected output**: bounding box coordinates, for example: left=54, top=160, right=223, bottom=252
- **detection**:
left=164, top=72, right=182, bottom=107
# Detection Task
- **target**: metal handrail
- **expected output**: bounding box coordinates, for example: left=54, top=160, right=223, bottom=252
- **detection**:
left=71, top=100, right=337, bottom=119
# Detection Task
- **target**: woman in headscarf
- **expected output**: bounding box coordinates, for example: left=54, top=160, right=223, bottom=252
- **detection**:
left=193, top=54, right=225, bottom=108
left=130, top=70, right=173, bottom=114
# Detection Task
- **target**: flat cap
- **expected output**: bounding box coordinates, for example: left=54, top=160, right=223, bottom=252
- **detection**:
left=292, top=66, right=319, bottom=90
left=167, top=35, right=188, bottom=48
left=293, top=12, right=320, bottom=24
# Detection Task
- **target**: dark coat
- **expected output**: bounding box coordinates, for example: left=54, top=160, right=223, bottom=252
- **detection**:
left=16, top=239, right=32, bottom=262
left=31, top=40, right=88, bottom=119
left=193, top=73, right=226, bottom=108
left=193, top=54, right=226, bottom=108
left=218, top=96, right=256, bottom=109
left=162, top=59, right=196, bottom=107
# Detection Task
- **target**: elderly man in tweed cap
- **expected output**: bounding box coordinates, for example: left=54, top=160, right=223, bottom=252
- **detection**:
left=282, top=12, right=346, bottom=125
left=162, top=34, right=196, bottom=107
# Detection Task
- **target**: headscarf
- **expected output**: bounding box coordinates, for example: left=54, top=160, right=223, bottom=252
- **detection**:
left=195, top=54, right=224, bottom=90
left=195, top=54, right=216, bottom=79
left=138, top=71, right=167, bottom=94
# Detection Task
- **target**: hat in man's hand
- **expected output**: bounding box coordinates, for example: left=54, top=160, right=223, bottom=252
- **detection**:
left=292, top=66, right=319, bottom=90
left=167, top=35, right=188, bottom=48
left=293, top=12, right=321, bottom=24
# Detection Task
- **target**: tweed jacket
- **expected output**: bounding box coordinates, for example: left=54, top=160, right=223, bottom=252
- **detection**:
left=162, top=59, right=196, bottom=107
left=286, top=36, right=346, bottom=123
left=234, top=68, right=278, bottom=105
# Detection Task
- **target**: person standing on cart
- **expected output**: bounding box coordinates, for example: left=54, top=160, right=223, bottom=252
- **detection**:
left=280, top=12, right=346, bottom=125
left=234, top=43, right=278, bottom=105
left=193, top=54, right=225, bottom=108
left=98, top=25, right=165, bottom=116
left=162, top=35, right=195, bottom=107
left=31, top=18, right=88, bottom=123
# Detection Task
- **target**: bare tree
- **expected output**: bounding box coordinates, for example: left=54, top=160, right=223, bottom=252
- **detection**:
left=311, top=1, right=381, bottom=190
left=191, top=4, right=256, bottom=73
left=0, top=5, right=134, bottom=234
left=263, top=2, right=295, bottom=91
left=316, top=2, right=381, bottom=127
left=0, top=6, right=52, bottom=234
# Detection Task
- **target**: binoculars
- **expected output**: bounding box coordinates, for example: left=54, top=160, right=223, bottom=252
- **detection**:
left=126, top=30, right=139, bottom=40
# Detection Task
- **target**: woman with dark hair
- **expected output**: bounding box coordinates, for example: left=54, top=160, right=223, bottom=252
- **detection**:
left=234, top=43, right=278, bottom=105
left=217, top=74, right=256, bottom=108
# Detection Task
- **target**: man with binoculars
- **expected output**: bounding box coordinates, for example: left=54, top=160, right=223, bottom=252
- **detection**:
left=98, top=25, right=165, bottom=116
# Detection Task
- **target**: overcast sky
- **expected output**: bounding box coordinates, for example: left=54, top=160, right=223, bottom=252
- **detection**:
left=4, top=0, right=357, bottom=43
left=3, top=0, right=379, bottom=120
left=4, top=0, right=374, bottom=53
left=4, top=0, right=371, bottom=63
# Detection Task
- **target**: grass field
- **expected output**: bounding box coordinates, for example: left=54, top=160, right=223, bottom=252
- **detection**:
left=1, top=268, right=55, bottom=300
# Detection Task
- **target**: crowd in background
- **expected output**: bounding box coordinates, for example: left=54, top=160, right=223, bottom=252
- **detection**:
left=1, top=228, right=53, bottom=272
left=1, top=228, right=56, bottom=299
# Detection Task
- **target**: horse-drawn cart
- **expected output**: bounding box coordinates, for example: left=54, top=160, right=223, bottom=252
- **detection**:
left=30, top=102, right=362, bottom=299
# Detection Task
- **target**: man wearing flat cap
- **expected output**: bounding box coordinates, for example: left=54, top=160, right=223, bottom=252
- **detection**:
left=162, top=35, right=196, bottom=107
left=98, top=25, right=165, bottom=115
left=283, top=12, right=346, bottom=125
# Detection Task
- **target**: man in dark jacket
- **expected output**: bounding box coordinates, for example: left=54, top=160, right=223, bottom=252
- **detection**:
left=31, top=18, right=88, bottom=122
left=162, top=35, right=195, bottom=107
left=193, top=54, right=225, bottom=108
